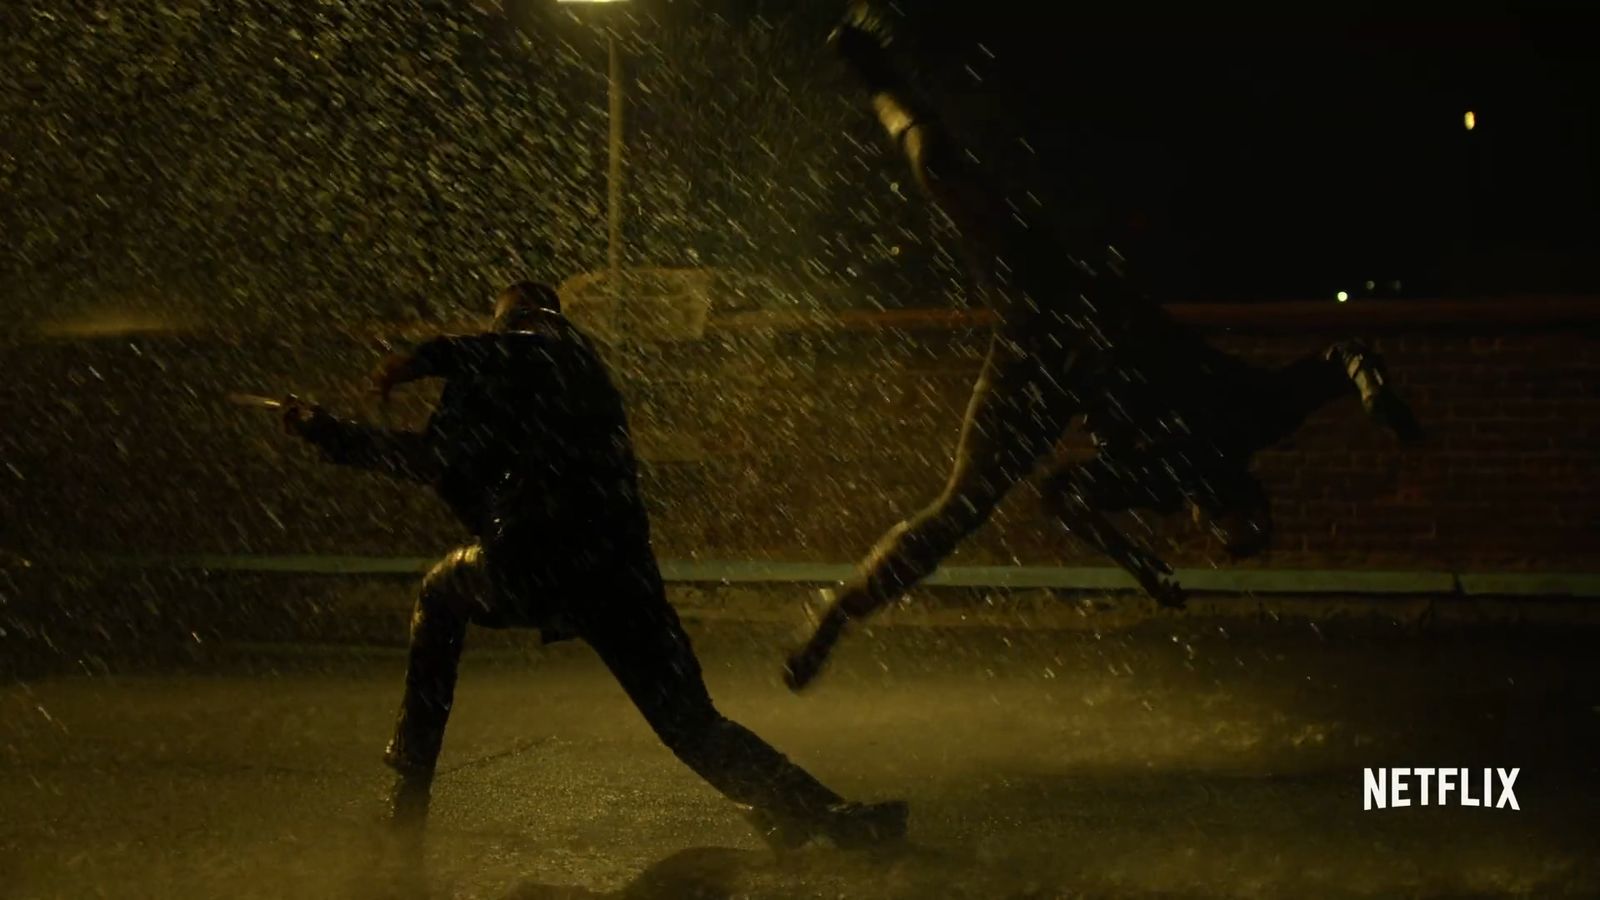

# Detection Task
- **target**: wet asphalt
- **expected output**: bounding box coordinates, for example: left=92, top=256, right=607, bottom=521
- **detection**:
left=2, top=616, right=1598, bottom=898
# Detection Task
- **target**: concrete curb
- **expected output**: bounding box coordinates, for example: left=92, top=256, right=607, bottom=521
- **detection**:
left=195, top=587, right=1600, bottom=648
left=61, top=554, right=1600, bottom=599
left=670, top=587, right=1600, bottom=630
left=29, top=554, right=1598, bottom=630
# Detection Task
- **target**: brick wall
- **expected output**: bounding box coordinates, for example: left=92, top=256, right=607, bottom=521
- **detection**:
left=3, top=301, right=1598, bottom=574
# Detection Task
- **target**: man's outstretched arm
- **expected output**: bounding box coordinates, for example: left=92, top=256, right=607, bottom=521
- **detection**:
left=830, top=15, right=1031, bottom=269
left=372, top=332, right=555, bottom=401
left=286, top=402, right=441, bottom=485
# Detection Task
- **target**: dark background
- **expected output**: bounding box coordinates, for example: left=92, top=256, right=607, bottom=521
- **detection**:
left=800, top=0, right=1600, bottom=302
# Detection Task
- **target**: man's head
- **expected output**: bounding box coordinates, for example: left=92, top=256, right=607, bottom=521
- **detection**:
left=492, top=281, right=561, bottom=331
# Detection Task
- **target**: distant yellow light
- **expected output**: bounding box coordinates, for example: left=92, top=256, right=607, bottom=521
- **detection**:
left=1336, top=291, right=1349, bottom=303
left=1464, top=110, right=1476, bottom=131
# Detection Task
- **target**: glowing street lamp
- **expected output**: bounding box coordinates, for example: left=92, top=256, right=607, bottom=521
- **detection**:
left=560, top=0, right=628, bottom=292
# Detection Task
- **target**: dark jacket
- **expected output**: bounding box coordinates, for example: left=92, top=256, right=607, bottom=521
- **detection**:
left=306, top=310, right=653, bottom=574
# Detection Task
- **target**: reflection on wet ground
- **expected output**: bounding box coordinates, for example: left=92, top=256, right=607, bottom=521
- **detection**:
left=3, top=618, right=1597, bottom=898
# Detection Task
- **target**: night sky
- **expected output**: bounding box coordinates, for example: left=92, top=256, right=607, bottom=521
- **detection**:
left=4, top=1, right=1595, bottom=319
left=827, top=1, right=1600, bottom=301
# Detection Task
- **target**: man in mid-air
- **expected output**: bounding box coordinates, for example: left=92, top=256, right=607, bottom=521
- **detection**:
left=282, top=280, right=907, bottom=847
left=783, top=9, right=1420, bottom=691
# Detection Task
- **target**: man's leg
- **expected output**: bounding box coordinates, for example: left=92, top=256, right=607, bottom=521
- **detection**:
left=1244, top=341, right=1422, bottom=450
left=1038, top=456, right=1187, bottom=606
left=785, top=340, right=1080, bottom=691
left=829, top=9, right=1036, bottom=284
left=578, top=575, right=907, bottom=848
left=385, top=544, right=497, bottom=780
left=1044, top=436, right=1277, bottom=562
left=1189, top=465, right=1274, bottom=560
left=1325, top=341, right=1423, bottom=442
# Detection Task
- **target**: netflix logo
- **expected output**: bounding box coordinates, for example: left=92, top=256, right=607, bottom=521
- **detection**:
left=1363, top=768, right=1520, bottom=810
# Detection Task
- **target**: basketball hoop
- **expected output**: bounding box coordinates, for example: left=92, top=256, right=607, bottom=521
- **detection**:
left=558, top=267, right=715, bottom=343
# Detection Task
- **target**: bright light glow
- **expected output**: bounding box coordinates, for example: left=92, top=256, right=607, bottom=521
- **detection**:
left=1464, top=110, right=1476, bottom=131
left=1336, top=291, right=1349, bottom=303
left=558, top=0, right=627, bottom=3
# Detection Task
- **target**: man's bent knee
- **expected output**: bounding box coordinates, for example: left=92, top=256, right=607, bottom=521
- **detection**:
left=416, top=545, right=492, bottom=625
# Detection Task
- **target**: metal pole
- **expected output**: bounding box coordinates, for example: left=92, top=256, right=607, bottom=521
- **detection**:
left=606, top=30, right=624, bottom=295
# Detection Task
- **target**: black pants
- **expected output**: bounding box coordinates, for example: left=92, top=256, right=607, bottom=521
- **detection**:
left=830, top=337, right=1367, bottom=619
left=829, top=331, right=1137, bottom=619
left=1041, top=343, right=1365, bottom=558
left=390, top=544, right=845, bottom=820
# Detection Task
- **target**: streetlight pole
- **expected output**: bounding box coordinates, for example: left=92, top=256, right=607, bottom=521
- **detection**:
left=560, top=0, right=627, bottom=297
left=607, top=30, right=623, bottom=293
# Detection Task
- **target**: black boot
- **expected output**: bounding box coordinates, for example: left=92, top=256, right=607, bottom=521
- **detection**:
left=1330, top=343, right=1423, bottom=443
left=819, top=800, right=911, bottom=849
left=744, top=800, right=910, bottom=851
left=783, top=591, right=850, bottom=692
left=387, top=771, right=433, bottom=828
left=383, top=725, right=442, bottom=780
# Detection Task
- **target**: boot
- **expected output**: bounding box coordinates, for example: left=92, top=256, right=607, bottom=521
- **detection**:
left=1331, top=343, right=1423, bottom=443
left=383, top=731, right=440, bottom=780
left=783, top=590, right=850, bottom=692
left=744, top=799, right=910, bottom=851
left=387, top=771, right=433, bottom=828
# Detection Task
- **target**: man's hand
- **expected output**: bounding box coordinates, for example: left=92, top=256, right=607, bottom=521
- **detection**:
left=828, top=3, right=899, bottom=92
left=838, top=0, right=893, bottom=45
left=281, top=394, right=332, bottom=440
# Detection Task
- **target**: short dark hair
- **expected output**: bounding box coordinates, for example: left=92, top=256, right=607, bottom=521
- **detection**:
left=499, top=281, right=561, bottom=313
left=492, top=281, right=561, bottom=331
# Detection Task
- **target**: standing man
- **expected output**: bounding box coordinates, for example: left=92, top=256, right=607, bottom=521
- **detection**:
left=283, top=281, right=906, bottom=847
